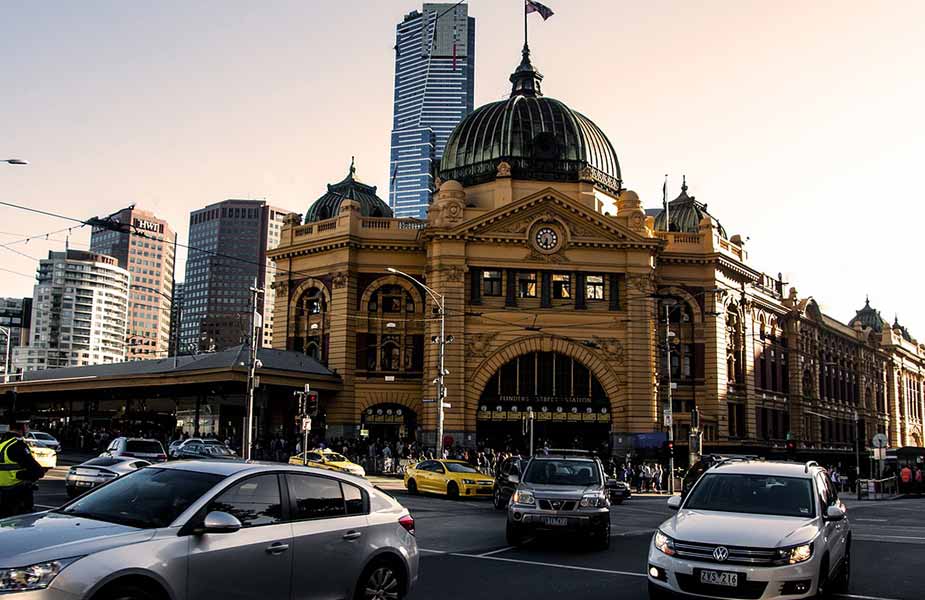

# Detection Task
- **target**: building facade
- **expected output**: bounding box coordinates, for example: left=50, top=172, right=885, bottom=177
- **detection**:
left=269, top=47, right=925, bottom=463
left=388, top=3, right=475, bottom=219
left=168, top=282, right=184, bottom=357
left=0, top=297, right=32, bottom=379
left=179, top=199, right=291, bottom=353
left=89, top=207, right=176, bottom=360
left=16, top=250, right=129, bottom=372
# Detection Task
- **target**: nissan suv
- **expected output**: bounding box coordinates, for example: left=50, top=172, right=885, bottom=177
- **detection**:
left=648, top=460, right=850, bottom=599
left=506, top=451, right=615, bottom=550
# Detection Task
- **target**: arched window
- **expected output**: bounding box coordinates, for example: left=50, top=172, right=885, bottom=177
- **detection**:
left=293, top=286, right=328, bottom=363
left=357, top=280, right=424, bottom=376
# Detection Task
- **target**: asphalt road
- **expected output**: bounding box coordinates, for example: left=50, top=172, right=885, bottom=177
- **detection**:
left=34, top=465, right=925, bottom=600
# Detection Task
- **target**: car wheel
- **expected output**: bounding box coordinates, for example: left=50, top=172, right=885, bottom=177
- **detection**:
left=447, top=481, right=459, bottom=499
left=834, top=541, right=851, bottom=592
left=506, top=521, right=525, bottom=546
left=355, top=560, right=405, bottom=600
left=407, top=479, right=418, bottom=495
left=816, top=556, right=831, bottom=599
left=493, top=487, right=506, bottom=510
left=94, top=583, right=161, bottom=600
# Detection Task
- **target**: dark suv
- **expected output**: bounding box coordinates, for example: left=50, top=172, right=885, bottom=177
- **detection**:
left=493, top=456, right=526, bottom=509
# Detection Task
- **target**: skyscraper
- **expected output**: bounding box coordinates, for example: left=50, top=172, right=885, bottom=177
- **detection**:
left=388, top=3, right=475, bottom=219
left=179, top=200, right=292, bottom=352
left=89, top=207, right=176, bottom=360
left=0, top=297, right=32, bottom=379
left=16, top=250, right=129, bottom=371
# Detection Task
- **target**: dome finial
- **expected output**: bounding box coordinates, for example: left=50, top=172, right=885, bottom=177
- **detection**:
left=510, top=43, right=544, bottom=97
left=681, top=174, right=688, bottom=193
left=865, top=294, right=870, bottom=308
left=349, top=156, right=356, bottom=177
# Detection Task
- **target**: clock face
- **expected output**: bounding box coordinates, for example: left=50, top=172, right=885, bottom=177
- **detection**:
left=535, top=227, right=559, bottom=250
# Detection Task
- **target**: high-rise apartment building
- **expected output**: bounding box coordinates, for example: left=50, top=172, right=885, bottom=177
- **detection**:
left=16, top=250, right=129, bottom=372
left=168, top=281, right=184, bottom=357
left=89, top=207, right=176, bottom=360
left=179, top=200, right=291, bottom=352
left=0, top=297, right=32, bottom=379
left=388, top=3, right=475, bottom=219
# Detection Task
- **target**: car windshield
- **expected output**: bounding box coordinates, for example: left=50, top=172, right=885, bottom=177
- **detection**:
left=58, top=467, right=223, bottom=529
left=205, top=446, right=235, bottom=457
left=31, top=432, right=55, bottom=441
left=445, top=462, right=479, bottom=474
left=523, top=460, right=600, bottom=486
left=125, top=440, right=164, bottom=454
left=684, top=473, right=815, bottom=518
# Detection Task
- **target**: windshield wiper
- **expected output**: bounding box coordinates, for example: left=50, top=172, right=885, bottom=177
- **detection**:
left=58, top=509, right=156, bottom=529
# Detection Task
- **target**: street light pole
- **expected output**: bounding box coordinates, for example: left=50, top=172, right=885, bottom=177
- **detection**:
left=854, top=409, right=861, bottom=500
left=243, top=280, right=264, bottom=460
left=663, top=302, right=675, bottom=494
left=387, top=267, right=449, bottom=458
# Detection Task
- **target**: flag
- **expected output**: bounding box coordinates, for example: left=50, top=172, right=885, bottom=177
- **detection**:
left=526, top=0, right=554, bottom=21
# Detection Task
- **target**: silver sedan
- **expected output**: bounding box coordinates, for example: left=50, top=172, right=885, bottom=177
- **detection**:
left=65, top=456, right=152, bottom=498
left=0, top=461, right=419, bottom=600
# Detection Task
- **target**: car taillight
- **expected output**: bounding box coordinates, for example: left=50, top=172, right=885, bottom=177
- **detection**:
left=398, top=514, right=415, bottom=536
left=156, top=454, right=167, bottom=461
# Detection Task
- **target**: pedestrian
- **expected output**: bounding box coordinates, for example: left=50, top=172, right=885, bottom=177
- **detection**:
left=900, top=464, right=912, bottom=493
left=0, top=412, right=46, bottom=518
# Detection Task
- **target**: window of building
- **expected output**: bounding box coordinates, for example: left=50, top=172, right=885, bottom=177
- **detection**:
left=728, top=403, right=746, bottom=438
left=585, top=275, right=604, bottom=301
left=552, top=274, right=571, bottom=299
left=482, top=271, right=502, bottom=297
left=517, top=272, right=537, bottom=298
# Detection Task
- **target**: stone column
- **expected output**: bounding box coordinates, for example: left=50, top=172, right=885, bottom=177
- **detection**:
left=702, top=290, right=728, bottom=440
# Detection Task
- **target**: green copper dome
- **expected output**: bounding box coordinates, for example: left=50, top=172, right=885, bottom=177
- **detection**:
left=654, top=178, right=727, bottom=239
left=305, top=158, right=392, bottom=223
left=439, top=45, right=621, bottom=193
left=849, top=297, right=885, bottom=333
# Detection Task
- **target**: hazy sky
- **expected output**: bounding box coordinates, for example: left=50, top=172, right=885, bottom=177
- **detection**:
left=3, top=1, right=924, bottom=335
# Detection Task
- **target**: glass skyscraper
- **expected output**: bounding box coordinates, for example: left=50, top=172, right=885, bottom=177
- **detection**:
left=389, top=3, right=475, bottom=219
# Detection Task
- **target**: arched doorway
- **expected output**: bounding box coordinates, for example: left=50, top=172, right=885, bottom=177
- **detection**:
left=361, top=404, right=417, bottom=444
left=476, top=351, right=611, bottom=453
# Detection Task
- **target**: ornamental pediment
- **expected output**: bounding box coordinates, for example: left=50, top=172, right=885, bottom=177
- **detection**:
left=446, top=189, right=652, bottom=246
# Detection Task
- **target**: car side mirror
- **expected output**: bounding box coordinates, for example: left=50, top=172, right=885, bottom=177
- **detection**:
left=824, top=505, right=845, bottom=522
left=667, top=496, right=682, bottom=511
left=202, top=511, right=242, bottom=534
left=508, top=475, right=520, bottom=485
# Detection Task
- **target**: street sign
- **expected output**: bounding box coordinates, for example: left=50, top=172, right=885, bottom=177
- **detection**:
left=873, top=447, right=887, bottom=461
left=442, top=402, right=451, bottom=409
left=872, top=433, right=888, bottom=449
left=664, top=414, right=673, bottom=427
left=254, top=376, right=260, bottom=388
left=302, top=417, right=311, bottom=432
left=422, top=398, right=435, bottom=404
left=359, top=429, right=369, bottom=438
left=385, top=375, right=395, bottom=382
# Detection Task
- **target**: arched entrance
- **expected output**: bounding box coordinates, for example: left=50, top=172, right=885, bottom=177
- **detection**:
left=476, top=351, right=611, bottom=453
left=361, top=403, right=417, bottom=444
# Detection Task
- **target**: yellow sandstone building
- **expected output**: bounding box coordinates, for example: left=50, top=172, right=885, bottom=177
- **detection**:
left=268, top=46, right=925, bottom=464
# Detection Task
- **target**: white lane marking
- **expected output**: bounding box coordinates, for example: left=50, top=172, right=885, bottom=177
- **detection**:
left=854, top=534, right=925, bottom=541
left=834, top=594, right=903, bottom=600
left=448, top=552, right=646, bottom=577
left=418, top=548, right=448, bottom=554
left=854, top=518, right=888, bottom=522
left=478, top=546, right=515, bottom=557
left=611, top=528, right=655, bottom=537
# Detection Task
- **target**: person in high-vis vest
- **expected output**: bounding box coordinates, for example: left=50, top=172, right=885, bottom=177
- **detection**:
left=0, top=414, right=45, bottom=518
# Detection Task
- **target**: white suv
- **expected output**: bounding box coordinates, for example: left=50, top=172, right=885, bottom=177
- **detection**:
left=648, top=460, right=850, bottom=599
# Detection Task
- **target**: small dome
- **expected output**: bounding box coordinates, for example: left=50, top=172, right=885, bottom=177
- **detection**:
left=849, top=297, right=885, bottom=333
left=305, top=158, right=392, bottom=223
left=653, top=177, right=727, bottom=238
left=439, top=45, right=621, bottom=193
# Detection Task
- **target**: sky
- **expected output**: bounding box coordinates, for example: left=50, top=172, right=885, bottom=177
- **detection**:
left=3, top=0, right=924, bottom=335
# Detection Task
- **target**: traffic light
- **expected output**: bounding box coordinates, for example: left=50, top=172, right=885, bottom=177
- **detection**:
left=306, top=390, right=319, bottom=417
left=786, top=439, right=797, bottom=458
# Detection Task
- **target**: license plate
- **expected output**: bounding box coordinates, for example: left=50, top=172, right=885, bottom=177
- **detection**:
left=478, top=487, right=492, bottom=493
left=699, top=570, right=738, bottom=587
left=75, top=481, right=93, bottom=487
left=543, top=517, right=568, bottom=526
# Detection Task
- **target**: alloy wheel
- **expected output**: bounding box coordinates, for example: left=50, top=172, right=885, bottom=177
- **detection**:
left=363, top=566, right=400, bottom=600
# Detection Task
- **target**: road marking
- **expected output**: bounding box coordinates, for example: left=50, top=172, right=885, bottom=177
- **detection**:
left=445, top=552, right=646, bottom=577
left=855, top=534, right=925, bottom=541
left=418, top=548, right=448, bottom=554
left=854, top=518, right=888, bottom=522
left=477, top=546, right=514, bottom=557
left=834, top=594, right=903, bottom=600
left=611, top=528, right=655, bottom=537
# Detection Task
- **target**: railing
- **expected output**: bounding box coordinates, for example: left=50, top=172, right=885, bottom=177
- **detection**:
left=858, top=477, right=898, bottom=500
left=317, top=220, right=338, bottom=232
left=361, top=218, right=391, bottom=230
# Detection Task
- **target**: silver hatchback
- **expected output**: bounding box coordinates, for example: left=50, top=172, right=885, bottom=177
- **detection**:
left=0, top=461, right=419, bottom=600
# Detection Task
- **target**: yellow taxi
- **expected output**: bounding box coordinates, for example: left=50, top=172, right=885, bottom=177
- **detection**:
left=403, top=459, right=495, bottom=499
left=25, top=440, right=58, bottom=470
left=289, top=448, right=366, bottom=478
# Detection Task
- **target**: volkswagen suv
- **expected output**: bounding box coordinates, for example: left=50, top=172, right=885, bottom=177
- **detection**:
left=648, top=460, right=850, bottom=599
left=506, top=450, right=616, bottom=550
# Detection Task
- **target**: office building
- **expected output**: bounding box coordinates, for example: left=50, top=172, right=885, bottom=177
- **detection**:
left=0, top=297, right=32, bottom=380
left=17, top=250, right=129, bottom=371
left=168, top=282, right=184, bottom=357
left=388, top=3, right=475, bottom=219
left=89, top=207, right=176, bottom=359
left=180, top=200, right=292, bottom=352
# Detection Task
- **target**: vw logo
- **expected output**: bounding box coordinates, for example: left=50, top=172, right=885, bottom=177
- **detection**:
left=551, top=501, right=561, bottom=510
left=713, top=546, right=729, bottom=562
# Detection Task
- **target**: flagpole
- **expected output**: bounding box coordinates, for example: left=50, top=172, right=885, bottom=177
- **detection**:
left=663, top=174, right=669, bottom=231
left=524, top=0, right=528, bottom=48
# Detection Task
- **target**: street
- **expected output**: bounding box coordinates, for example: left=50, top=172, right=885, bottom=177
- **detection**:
left=35, top=464, right=924, bottom=600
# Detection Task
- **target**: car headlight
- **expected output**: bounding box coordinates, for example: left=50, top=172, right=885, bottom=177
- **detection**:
left=0, top=558, right=80, bottom=592
left=512, top=490, right=535, bottom=506
left=653, top=530, right=676, bottom=556
left=776, top=542, right=813, bottom=565
left=461, top=479, right=476, bottom=485
left=580, top=493, right=609, bottom=508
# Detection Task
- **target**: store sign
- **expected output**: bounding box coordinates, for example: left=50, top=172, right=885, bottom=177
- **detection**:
left=498, top=395, right=593, bottom=405
left=133, top=218, right=163, bottom=234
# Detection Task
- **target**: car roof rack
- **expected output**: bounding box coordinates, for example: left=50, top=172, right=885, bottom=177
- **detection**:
left=804, top=460, right=819, bottom=473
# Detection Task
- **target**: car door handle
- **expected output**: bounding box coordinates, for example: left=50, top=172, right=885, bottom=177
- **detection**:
left=342, top=530, right=363, bottom=541
left=265, top=542, right=290, bottom=555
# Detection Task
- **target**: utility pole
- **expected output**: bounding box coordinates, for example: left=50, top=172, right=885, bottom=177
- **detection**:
left=243, top=279, right=263, bottom=460
left=294, top=384, right=315, bottom=465
left=526, top=407, right=535, bottom=456
left=854, top=409, right=861, bottom=500
left=664, top=302, right=675, bottom=494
